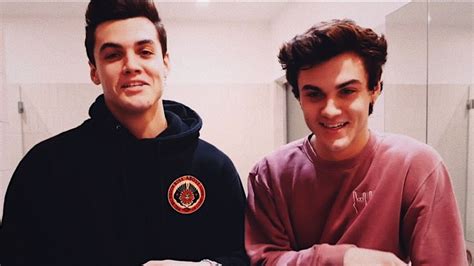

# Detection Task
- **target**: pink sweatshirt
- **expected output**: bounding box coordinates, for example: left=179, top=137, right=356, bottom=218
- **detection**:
left=246, top=131, right=467, bottom=265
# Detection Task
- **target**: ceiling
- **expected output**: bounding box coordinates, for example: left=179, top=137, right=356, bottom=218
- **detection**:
left=0, top=1, right=289, bottom=22
left=1, top=1, right=470, bottom=27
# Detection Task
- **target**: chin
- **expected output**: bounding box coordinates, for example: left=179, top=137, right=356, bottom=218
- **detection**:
left=327, top=138, right=350, bottom=152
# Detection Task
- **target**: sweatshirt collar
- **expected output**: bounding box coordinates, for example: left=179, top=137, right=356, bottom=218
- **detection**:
left=303, top=130, right=378, bottom=170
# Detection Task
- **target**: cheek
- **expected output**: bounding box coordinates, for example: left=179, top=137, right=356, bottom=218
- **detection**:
left=147, top=60, right=166, bottom=76
left=349, top=97, right=370, bottom=112
left=301, top=106, right=320, bottom=124
left=100, top=66, right=120, bottom=83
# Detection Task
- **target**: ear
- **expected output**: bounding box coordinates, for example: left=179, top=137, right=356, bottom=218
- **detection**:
left=89, top=62, right=101, bottom=85
left=370, top=81, right=382, bottom=103
left=163, top=52, right=170, bottom=79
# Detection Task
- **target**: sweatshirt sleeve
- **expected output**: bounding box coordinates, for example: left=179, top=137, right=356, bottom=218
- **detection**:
left=210, top=156, right=249, bottom=265
left=0, top=145, right=50, bottom=265
left=401, top=161, right=468, bottom=266
left=245, top=162, right=354, bottom=265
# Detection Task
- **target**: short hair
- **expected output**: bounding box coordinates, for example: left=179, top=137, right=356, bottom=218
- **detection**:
left=278, top=19, right=387, bottom=114
left=85, top=0, right=167, bottom=66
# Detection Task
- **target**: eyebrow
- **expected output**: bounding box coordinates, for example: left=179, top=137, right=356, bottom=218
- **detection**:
left=99, top=42, right=122, bottom=53
left=301, top=79, right=362, bottom=91
left=99, top=39, right=156, bottom=53
left=336, top=79, right=362, bottom=89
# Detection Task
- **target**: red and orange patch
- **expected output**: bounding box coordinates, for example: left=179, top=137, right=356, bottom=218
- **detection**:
left=168, top=175, right=206, bottom=214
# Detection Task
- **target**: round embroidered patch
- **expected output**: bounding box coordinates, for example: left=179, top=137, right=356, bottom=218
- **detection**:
left=168, top=175, right=206, bottom=214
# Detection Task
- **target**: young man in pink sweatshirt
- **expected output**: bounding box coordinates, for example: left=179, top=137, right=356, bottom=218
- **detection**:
left=245, top=19, right=468, bottom=265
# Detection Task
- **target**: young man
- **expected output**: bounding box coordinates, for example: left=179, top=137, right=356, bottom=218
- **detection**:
left=0, top=0, right=247, bottom=265
left=245, top=19, right=467, bottom=265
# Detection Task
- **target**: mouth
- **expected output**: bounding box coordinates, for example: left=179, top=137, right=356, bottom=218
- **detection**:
left=121, top=81, right=148, bottom=89
left=320, top=122, right=349, bottom=130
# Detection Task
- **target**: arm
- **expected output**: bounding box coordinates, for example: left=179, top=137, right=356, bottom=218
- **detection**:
left=343, top=248, right=407, bottom=266
left=207, top=156, right=249, bottom=265
left=0, top=146, right=50, bottom=265
left=401, top=162, right=467, bottom=266
left=245, top=163, right=353, bottom=265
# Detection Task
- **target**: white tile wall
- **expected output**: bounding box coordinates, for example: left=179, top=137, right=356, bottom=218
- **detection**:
left=5, top=84, right=22, bottom=171
left=19, top=83, right=100, bottom=153
left=0, top=122, right=5, bottom=171
left=0, top=169, right=14, bottom=219
left=0, top=24, right=7, bottom=219
left=0, top=84, right=5, bottom=123
left=467, top=85, right=474, bottom=242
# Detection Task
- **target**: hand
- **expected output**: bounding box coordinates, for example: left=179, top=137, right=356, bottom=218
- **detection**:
left=144, top=260, right=209, bottom=266
left=344, top=247, right=408, bottom=266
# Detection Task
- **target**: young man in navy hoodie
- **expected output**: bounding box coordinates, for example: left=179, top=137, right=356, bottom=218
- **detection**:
left=245, top=19, right=467, bottom=265
left=0, top=0, right=247, bottom=265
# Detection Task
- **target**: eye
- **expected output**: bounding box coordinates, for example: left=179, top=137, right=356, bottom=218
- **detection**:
left=103, top=52, right=121, bottom=61
left=340, top=88, right=356, bottom=96
left=305, top=90, right=325, bottom=100
left=140, top=49, right=154, bottom=57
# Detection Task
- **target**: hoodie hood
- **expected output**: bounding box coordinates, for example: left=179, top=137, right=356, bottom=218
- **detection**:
left=88, top=94, right=202, bottom=142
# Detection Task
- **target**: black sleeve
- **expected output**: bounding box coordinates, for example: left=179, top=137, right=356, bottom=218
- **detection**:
left=0, top=144, right=52, bottom=265
left=210, top=156, right=249, bottom=266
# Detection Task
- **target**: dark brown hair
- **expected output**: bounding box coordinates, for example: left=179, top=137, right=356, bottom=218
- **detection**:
left=85, top=0, right=167, bottom=66
left=278, top=19, right=387, bottom=114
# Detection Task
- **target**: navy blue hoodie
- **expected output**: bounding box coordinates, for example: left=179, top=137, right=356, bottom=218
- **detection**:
left=1, top=95, right=248, bottom=265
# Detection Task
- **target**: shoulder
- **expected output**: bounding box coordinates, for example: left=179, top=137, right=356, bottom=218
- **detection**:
left=9, top=122, right=92, bottom=187
left=253, top=137, right=307, bottom=170
left=248, top=137, right=307, bottom=187
left=374, top=132, right=448, bottom=202
left=20, top=121, right=92, bottom=165
left=195, top=138, right=233, bottom=165
left=194, top=139, right=240, bottom=181
left=375, top=132, right=442, bottom=168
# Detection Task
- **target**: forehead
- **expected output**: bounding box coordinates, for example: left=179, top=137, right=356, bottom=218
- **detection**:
left=298, top=53, right=368, bottom=87
left=94, top=17, right=159, bottom=49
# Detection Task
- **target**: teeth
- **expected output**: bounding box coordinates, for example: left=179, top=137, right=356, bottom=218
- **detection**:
left=123, top=82, right=144, bottom=88
left=322, top=122, right=346, bottom=129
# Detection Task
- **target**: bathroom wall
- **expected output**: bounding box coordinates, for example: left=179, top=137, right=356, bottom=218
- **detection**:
left=0, top=26, right=7, bottom=216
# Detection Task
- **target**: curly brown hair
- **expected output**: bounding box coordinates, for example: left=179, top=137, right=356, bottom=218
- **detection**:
left=278, top=19, right=387, bottom=115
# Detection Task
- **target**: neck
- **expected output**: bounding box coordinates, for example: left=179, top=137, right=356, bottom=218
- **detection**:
left=311, top=129, right=371, bottom=161
left=111, top=101, right=168, bottom=139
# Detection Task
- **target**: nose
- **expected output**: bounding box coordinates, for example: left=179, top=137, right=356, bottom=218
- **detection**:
left=321, top=98, right=342, bottom=118
left=122, top=54, right=141, bottom=75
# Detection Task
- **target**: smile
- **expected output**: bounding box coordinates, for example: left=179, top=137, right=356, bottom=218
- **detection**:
left=121, top=81, right=148, bottom=89
left=320, top=122, right=349, bottom=129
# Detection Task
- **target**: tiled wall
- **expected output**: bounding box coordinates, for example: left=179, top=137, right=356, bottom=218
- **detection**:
left=19, top=84, right=100, bottom=153
left=467, top=85, right=474, bottom=242
left=1, top=27, right=7, bottom=218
